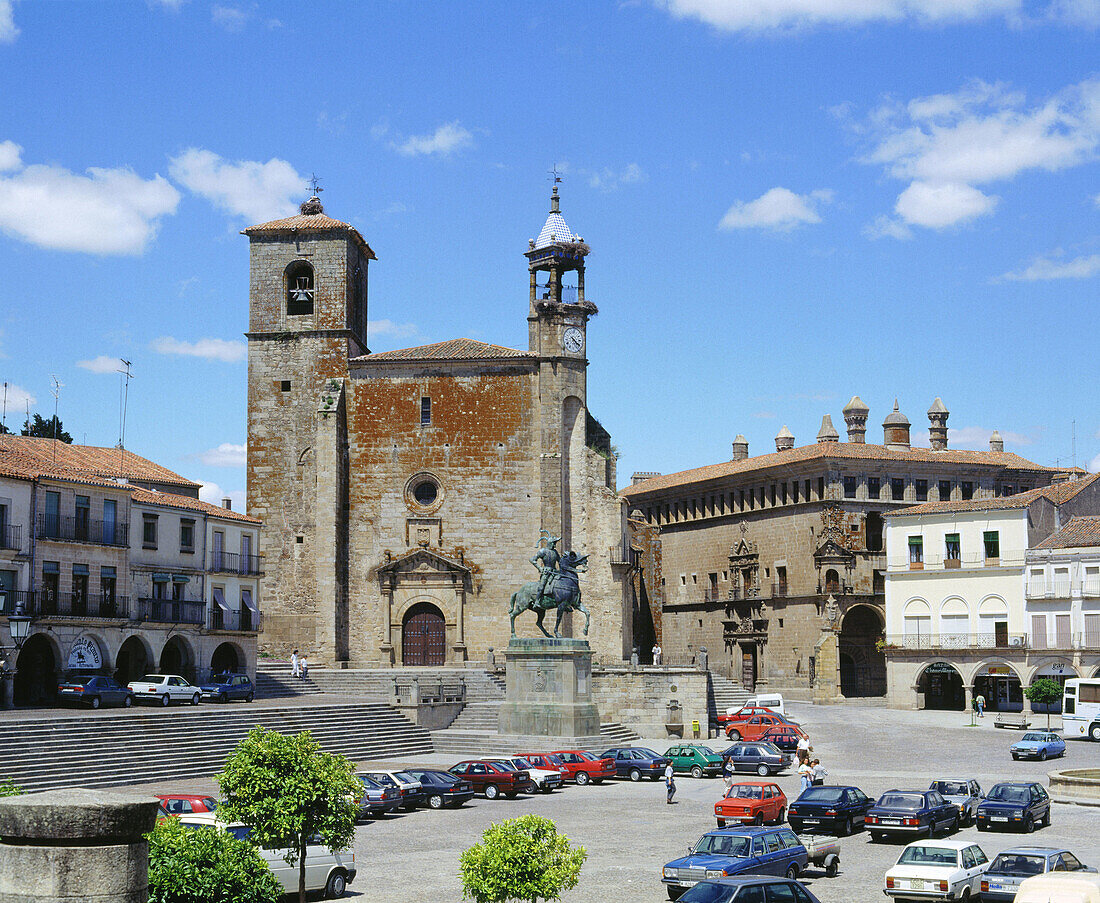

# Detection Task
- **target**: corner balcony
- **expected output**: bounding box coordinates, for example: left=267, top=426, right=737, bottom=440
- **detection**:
left=36, top=515, right=129, bottom=547
left=136, top=598, right=205, bottom=625
left=0, top=523, right=22, bottom=551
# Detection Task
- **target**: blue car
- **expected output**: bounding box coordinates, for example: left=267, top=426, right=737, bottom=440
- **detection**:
left=865, top=789, right=960, bottom=841
left=676, top=876, right=824, bottom=903
left=662, top=826, right=808, bottom=901
left=787, top=785, right=874, bottom=836
left=981, top=846, right=1095, bottom=901
left=976, top=782, right=1051, bottom=833
left=199, top=672, right=255, bottom=703
left=1011, top=731, right=1066, bottom=761
left=599, top=746, right=671, bottom=781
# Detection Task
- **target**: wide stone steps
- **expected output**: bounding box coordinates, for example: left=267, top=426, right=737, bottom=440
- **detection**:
left=430, top=722, right=639, bottom=757
left=254, top=663, right=506, bottom=703
left=0, top=703, right=433, bottom=793
left=446, top=700, right=503, bottom=731
left=708, top=673, right=753, bottom=732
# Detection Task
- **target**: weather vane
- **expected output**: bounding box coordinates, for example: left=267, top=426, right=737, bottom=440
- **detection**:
left=548, top=165, right=563, bottom=185
left=309, top=173, right=324, bottom=196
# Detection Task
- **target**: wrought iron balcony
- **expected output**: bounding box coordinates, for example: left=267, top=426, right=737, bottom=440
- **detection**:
left=211, top=607, right=261, bottom=632
left=0, top=523, right=22, bottom=550
left=137, top=598, right=205, bottom=625
left=0, top=590, right=35, bottom=615
left=883, top=633, right=1028, bottom=651
left=609, top=538, right=635, bottom=567
left=36, top=514, right=129, bottom=547
left=207, top=551, right=264, bottom=576
left=37, top=593, right=131, bottom=620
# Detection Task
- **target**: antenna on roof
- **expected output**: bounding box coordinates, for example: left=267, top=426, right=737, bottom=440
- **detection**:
left=1, top=381, right=7, bottom=433
left=49, top=375, right=63, bottom=462
left=1072, top=419, right=1077, bottom=476
left=117, top=359, right=134, bottom=478
left=308, top=173, right=324, bottom=197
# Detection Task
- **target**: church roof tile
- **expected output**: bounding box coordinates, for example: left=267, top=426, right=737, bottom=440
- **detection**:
left=0, top=435, right=200, bottom=490
left=351, top=338, right=535, bottom=363
left=886, top=472, right=1099, bottom=517
left=1034, top=516, right=1100, bottom=549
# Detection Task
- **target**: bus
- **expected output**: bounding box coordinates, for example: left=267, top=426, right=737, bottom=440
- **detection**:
left=1061, top=678, right=1100, bottom=741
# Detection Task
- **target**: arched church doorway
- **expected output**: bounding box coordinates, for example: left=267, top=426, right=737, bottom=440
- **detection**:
left=211, top=642, right=242, bottom=675
left=160, top=636, right=195, bottom=683
left=14, top=634, right=59, bottom=706
left=402, top=602, right=446, bottom=666
left=838, top=605, right=886, bottom=697
left=918, top=662, right=965, bottom=710
left=115, top=636, right=151, bottom=685
left=974, top=664, right=1023, bottom=713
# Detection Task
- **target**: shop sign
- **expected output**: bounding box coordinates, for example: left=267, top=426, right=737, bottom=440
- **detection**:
left=925, top=662, right=957, bottom=674
left=1037, top=662, right=1070, bottom=676
left=67, top=637, right=102, bottom=671
left=986, top=665, right=1012, bottom=675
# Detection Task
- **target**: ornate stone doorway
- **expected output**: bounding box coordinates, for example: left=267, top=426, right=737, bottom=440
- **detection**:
left=402, top=602, right=446, bottom=666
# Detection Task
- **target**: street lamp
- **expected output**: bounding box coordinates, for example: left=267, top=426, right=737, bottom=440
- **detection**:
left=4, top=591, right=31, bottom=651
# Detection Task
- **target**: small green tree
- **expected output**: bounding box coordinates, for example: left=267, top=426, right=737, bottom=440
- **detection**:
left=459, top=815, right=586, bottom=903
left=1024, top=677, right=1064, bottom=729
left=147, top=817, right=281, bottom=903
left=21, top=413, right=73, bottom=443
left=217, top=728, right=360, bottom=903
left=0, top=780, right=23, bottom=797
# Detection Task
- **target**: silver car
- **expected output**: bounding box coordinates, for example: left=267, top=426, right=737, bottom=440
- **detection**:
left=929, top=779, right=983, bottom=827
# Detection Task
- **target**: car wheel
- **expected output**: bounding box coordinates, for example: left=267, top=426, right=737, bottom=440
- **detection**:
left=245, top=692, right=254, bottom=703
left=826, top=858, right=839, bottom=878
left=484, top=784, right=499, bottom=800
left=1024, top=814, right=1034, bottom=833
left=727, top=730, right=741, bottom=741
left=871, top=832, right=884, bottom=843
left=753, top=812, right=764, bottom=826
left=1038, top=749, right=1047, bottom=761
left=506, top=791, right=518, bottom=799
left=716, top=818, right=726, bottom=828
left=89, top=696, right=101, bottom=710
left=775, top=807, right=786, bottom=825
left=324, top=870, right=347, bottom=899
left=842, top=817, right=854, bottom=837
left=949, top=816, right=959, bottom=834
left=691, top=765, right=704, bottom=779
left=219, top=693, right=228, bottom=704
left=786, top=864, right=799, bottom=880
left=757, top=764, right=769, bottom=777
left=428, top=794, right=444, bottom=809
left=668, top=887, right=684, bottom=901
left=575, top=771, right=590, bottom=786
left=959, top=888, right=970, bottom=902
left=160, top=694, right=170, bottom=707
left=1090, top=723, right=1100, bottom=742
left=976, top=822, right=986, bottom=832
left=123, top=695, right=133, bottom=708
left=191, top=693, right=200, bottom=705
left=1041, top=808, right=1051, bottom=827
left=629, top=768, right=642, bottom=782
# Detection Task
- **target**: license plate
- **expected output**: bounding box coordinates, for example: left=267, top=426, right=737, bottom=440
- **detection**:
left=882, top=819, right=901, bottom=825
left=989, top=884, right=1006, bottom=892
left=802, top=818, right=819, bottom=824
left=681, top=881, right=696, bottom=888
left=991, top=816, right=1008, bottom=822
left=911, top=879, right=924, bottom=890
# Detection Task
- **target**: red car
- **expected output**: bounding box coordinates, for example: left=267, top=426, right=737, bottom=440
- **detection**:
left=156, top=794, right=219, bottom=817
left=725, top=713, right=790, bottom=741
left=448, top=760, right=532, bottom=799
left=716, top=705, right=779, bottom=727
left=758, top=724, right=807, bottom=752
left=520, top=753, right=571, bottom=784
left=550, top=749, right=616, bottom=785
left=714, top=781, right=789, bottom=827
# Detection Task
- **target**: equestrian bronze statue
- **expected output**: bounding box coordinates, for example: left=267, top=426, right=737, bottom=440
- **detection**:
left=509, top=531, right=591, bottom=638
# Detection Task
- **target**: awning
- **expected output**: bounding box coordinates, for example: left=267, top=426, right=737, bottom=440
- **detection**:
left=241, top=589, right=258, bottom=613
left=71, top=564, right=89, bottom=576
left=212, top=587, right=229, bottom=612
left=152, top=573, right=171, bottom=583
left=172, top=575, right=190, bottom=584
left=42, top=561, right=59, bottom=574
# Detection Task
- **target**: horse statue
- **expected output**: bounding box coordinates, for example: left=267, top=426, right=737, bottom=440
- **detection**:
left=509, top=548, right=591, bottom=638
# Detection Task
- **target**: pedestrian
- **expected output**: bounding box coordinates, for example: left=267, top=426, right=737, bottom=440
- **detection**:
left=652, top=643, right=663, bottom=666
left=723, top=756, right=735, bottom=791
left=798, top=758, right=813, bottom=794
left=299, top=653, right=308, bottom=679
left=796, top=734, right=812, bottom=760
left=811, top=758, right=827, bottom=786
left=290, top=649, right=300, bottom=678
left=975, top=694, right=985, bottom=718
left=665, top=762, right=676, bottom=804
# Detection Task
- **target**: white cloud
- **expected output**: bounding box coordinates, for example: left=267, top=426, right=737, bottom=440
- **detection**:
left=168, top=148, right=306, bottom=223
left=948, top=425, right=1034, bottom=447
left=194, top=443, right=246, bottom=467
left=588, top=163, right=645, bottom=192
left=1002, top=251, right=1100, bottom=281
left=211, top=4, right=249, bottom=31
left=864, top=214, right=913, bottom=240
left=0, top=383, right=35, bottom=423
left=368, top=319, right=418, bottom=339
left=150, top=336, right=247, bottom=363
left=396, top=122, right=474, bottom=157
left=198, top=481, right=246, bottom=512
left=1049, top=0, right=1100, bottom=26
left=752, top=411, right=776, bottom=419
left=657, top=0, right=1021, bottom=32
left=150, top=0, right=186, bottom=10
left=0, top=0, right=18, bottom=43
left=893, top=180, right=998, bottom=228
left=77, top=355, right=123, bottom=374
left=0, top=146, right=180, bottom=255
left=719, top=187, right=833, bottom=232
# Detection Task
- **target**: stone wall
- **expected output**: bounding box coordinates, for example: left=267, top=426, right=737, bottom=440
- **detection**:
left=591, top=667, right=710, bottom=738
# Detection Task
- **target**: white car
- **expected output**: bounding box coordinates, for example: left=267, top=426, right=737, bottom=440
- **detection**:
left=360, top=770, right=424, bottom=810
left=127, top=674, right=201, bottom=706
left=885, top=839, right=990, bottom=901
left=179, top=813, right=356, bottom=898
left=501, top=756, right=564, bottom=793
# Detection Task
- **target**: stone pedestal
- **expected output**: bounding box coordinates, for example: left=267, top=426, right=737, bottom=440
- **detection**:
left=812, top=630, right=844, bottom=705
left=498, top=638, right=601, bottom=737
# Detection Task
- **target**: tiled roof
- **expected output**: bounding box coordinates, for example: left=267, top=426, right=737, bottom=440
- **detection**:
left=621, top=441, right=1070, bottom=497
left=241, top=211, right=376, bottom=259
left=351, top=338, right=536, bottom=363
left=888, top=472, right=1099, bottom=517
left=1035, top=516, right=1100, bottom=549
left=0, top=436, right=199, bottom=490
left=130, top=488, right=259, bottom=524
left=535, top=212, right=576, bottom=249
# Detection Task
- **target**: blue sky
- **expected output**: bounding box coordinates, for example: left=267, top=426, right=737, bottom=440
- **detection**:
left=1, top=0, right=1098, bottom=507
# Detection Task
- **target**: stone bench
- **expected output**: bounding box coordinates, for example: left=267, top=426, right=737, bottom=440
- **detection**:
left=994, top=712, right=1031, bottom=730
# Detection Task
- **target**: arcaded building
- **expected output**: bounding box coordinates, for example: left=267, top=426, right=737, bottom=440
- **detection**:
left=245, top=190, right=629, bottom=668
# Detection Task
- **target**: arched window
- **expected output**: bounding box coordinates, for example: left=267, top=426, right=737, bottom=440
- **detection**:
left=286, top=261, right=314, bottom=315
left=825, top=569, right=840, bottom=594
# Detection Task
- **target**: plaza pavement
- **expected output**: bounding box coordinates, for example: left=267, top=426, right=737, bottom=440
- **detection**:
left=117, top=702, right=1098, bottom=902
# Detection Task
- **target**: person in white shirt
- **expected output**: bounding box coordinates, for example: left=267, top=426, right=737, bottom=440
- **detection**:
left=652, top=643, right=663, bottom=666
left=290, top=649, right=300, bottom=678
left=299, top=654, right=308, bottom=679
left=664, top=762, right=676, bottom=804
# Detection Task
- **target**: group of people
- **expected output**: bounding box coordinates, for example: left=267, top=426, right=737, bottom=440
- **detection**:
left=289, top=649, right=309, bottom=679
left=794, top=735, right=827, bottom=791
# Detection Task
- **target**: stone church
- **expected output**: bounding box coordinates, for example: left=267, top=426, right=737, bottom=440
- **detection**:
left=244, top=189, right=629, bottom=667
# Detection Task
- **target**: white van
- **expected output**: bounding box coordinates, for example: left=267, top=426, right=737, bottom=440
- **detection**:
left=1015, top=873, right=1100, bottom=903
left=745, top=693, right=785, bottom=716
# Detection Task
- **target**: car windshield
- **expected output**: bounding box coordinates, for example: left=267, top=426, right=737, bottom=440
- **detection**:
left=574, top=752, right=597, bottom=762
left=542, top=754, right=564, bottom=765
left=756, top=742, right=782, bottom=756
left=1021, top=733, right=1046, bottom=742
left=930, top=782, right=968, bottom=796
left=225, top=825, right=251, bottom=841
left=989, top=854, right=1046, bottom=876
left=395, top=772, right=418, bottom=783
left=141, top=675, right=165, bottom=682
left=877, top=793, right=925, bottom=810
left=798, top=787, right=845, bottom=803
left=510, top=758, right=534, bottom=768
left=678, top=882, right=739, bottom=903
left=693, top=834, right=751, bottom=857
left=986, top=785, right=1030, bottom=803
left=368, top=774, right=397, bottom=787
left=898, top=846, right=960, bottom=867
left=493, top=761, right=518, bottom=772
left=727, top=786, right=763, bottom=800
left=691, top=746, right=717, bottom=756
left=634, top=748, right=661, bottom=758
left=201, top=798, right=217, bottom=811
left=358, top=775, right=382, bottom=789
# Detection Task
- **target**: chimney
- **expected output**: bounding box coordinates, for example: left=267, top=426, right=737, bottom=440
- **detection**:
left=222, top=497, right=232, bottom=510
left=927, top=397, right=949, bottom=450
left=631, top=471, right=661, bottom=485
left=989, top=430, right=1004, bottom=453
left=816, top=415, right=839, bottom=443
left=842, top=396, right=869, bottom=443
left=774, top=426, right=795, bottom=451
left=883, top=399, right=911, bottom=450
left=731, top=435, right=749, bottom=461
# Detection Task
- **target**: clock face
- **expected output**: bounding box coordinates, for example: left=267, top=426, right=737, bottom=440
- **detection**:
left=562, top=326, right=584, bottom=354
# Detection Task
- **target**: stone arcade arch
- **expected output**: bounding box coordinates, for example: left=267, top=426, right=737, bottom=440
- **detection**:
left=838, top=604, right=886, bottom=697
left=916, top=660, right=965, bottom=711
left=160, top=635, right=196, bottom=683
left=211, top=641, right=244, bottom=675
left=115, top=635, right=153, bottom=685
left=971, top=660, right=1024, bottom=713
left=401, top=601, right=447, bottom=666
left=14, top=633, right=61, bottom=707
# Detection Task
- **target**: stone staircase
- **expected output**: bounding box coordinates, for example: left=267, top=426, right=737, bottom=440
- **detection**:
left=0, top=702, right=433, bottom=793
left=254, top=661, right=505, bottom=704
left=708, top=673, right=753, bottom=733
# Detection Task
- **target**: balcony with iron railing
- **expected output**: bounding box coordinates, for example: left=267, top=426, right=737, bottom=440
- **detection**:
left=771, top=582, right=789, bottom=598
left=883, top=633, right=1029, bottom=651
left=207, top=551, right=264, bottom=576
left=888, top=552, right=1026, bottom=572
left=36, top=514, right=129, bottom=547
left=0, top=590, right=36, bottom=615
left=36, top=593, right=131, bottom=620
left=1026, top=580, right=1074, bottom=599
left=137, top=598, right=205, bottom=625
left=609, top=538, right=636, bottom=568
left=211, top=607, right=261, bottom=632
left=0, top=523, right=22, bottom=551
left=1085, top=578, right=1100, bottom=598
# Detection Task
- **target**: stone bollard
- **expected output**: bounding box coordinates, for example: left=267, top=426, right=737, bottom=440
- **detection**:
left=0, top=788, right=160, bottom=903
left=698, top=647, right=708, bottom=671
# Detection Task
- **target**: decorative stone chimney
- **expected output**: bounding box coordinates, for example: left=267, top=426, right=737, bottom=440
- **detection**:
left=731, top=435, right=749, bottom=461
left=631, top=471, right=661, bottom=485
left=842, top=396, right=869, bottom=443
left=883, top=400, right=911, bottom=450
left=927, top=397, right=949, bottom=450
left=989, top=430, right=1004, bottom=453
left=221, top=497, right=232, bottom=511
left=816, top=415, right=839, bottom=443
left=774, top=426, right=795, bottom=452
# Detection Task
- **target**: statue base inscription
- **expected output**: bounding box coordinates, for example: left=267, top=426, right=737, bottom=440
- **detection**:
left=497, top=638, right=601, bottom=737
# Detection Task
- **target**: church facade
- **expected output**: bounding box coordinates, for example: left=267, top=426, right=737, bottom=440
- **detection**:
left=245, top=191, right=630, bottom=668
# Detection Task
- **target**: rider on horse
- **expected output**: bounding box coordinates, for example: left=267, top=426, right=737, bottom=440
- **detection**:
left=530, top=531, right=562, bottom=606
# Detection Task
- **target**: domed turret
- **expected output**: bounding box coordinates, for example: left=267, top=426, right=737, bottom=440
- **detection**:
left=927, top=397, right=949, bottom=450
left=842, top=395, right=869, bottom=444
left=883, top=400, right=911, bottom=450
left=775, top=426, right=795, bottom=451
left=816, top=415, right=839, bottom=443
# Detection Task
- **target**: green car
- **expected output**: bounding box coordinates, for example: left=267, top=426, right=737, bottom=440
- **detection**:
left=665, top=744, right=724, bottom=778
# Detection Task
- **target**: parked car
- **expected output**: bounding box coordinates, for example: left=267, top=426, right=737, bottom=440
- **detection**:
left=361, top=770, right=424, bottom=810
left=661, top=826, right=808, bottom=900
left=550, top=749, right=616, bottom=785
left=787, top=785, right=874, bottom=835
left=127, top=674, right=201, bottom=706
left=720, top=741, right=790, bottom=777
left=928, top=779, right=983, bottom=828
left=865, top=789, right=960, bottom=841
left=599, top=746, right=672, bottom=781
left=449, top=760, right=532, bottom=799
left=758, top=725, right=807, bottom=753
left=666, top=744, right=725, bottom=778
left=981, top=846, right=1096, bottom=902
left=745, top=693, right=787, bottom=716
left=156, top=794, right=218, bottom=816
left=675, top=876, right=824, bottom=903
left=1015, top=873, right=1100, bottom=903
left=199, top=673, right=254, bottom=703
left=402, top=769, right=475, bottom=810
left=179, top=813, right=355, bottom=898
left=520, top=752, right=572, bottom=785
left=976, top=781, right=1051, bottom=833
left=715, top=781, right=788, bottom=827
left=1011, top=731, right=1066, bottom=761
left=354, top=774, right=400, bottom=819
left=725, top=713, right=791, bottom=741
left=717, top=705, right=781, bottom=728
left=57, top=675, right=133, bottom=709
left=884, top=839, right=990, bottom=902
left=499, top=756, right=563, bottom=793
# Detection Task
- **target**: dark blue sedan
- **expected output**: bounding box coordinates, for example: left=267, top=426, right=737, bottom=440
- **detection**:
left=199, top=673, right=254, bottom=703
left=981, top=846, right=1095, bottom=901
left=599, top=746, right=671, bottom=781
left=788, top=785, right=874, bottom=836
left=676, top=876, right=824, bottom=903
left=57, top=675, right=133, bottom=709
left=976, top=782, right=1051, bottom=833
left=403, top=769, right=476, bottom=810
left=865, top=789, right=960, bottom=841
left=662, top=827, right=808, bottom=900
